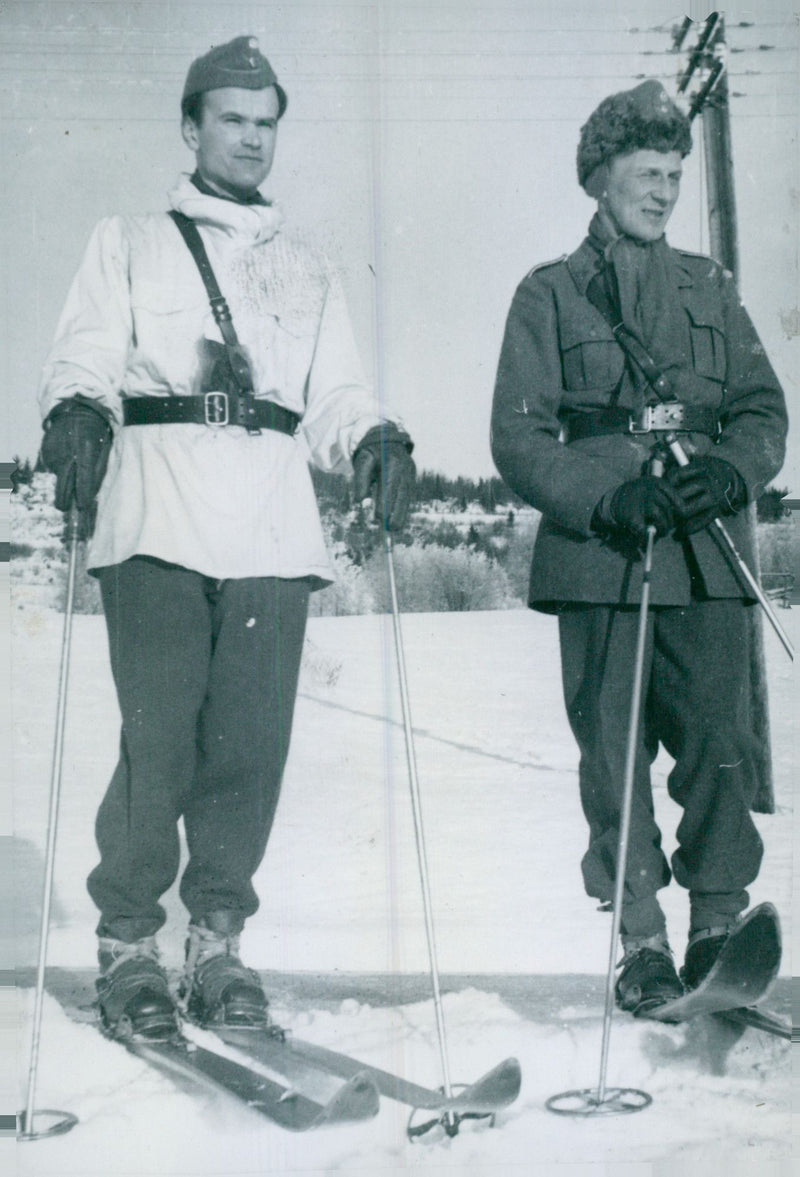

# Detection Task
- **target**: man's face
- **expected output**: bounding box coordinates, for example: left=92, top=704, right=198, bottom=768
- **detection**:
left=600, top=149, right=682, bottom=242
left=182, top=86, right=280, bottom=198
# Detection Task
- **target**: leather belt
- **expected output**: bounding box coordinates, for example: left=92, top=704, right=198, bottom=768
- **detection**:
left=122, top=393, right=301, bottom=435
left=562, top=403, right=720, bottom=444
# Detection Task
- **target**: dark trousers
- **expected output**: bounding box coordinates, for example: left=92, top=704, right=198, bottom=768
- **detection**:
left=558, top=598, right=763, bottom=937
left=88, top=557, right=310, bottom=942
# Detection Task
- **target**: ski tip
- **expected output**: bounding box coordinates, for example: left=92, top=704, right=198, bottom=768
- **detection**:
left=741, top=903, right=782, bottom=981
left=748, top=901, right=780, bottom=925
left=321, top=1070, right=380, bottom=1124
left=491, top=1056, right=522, bottom=1104
left=496, top=1056, right=522, bottom=1085
left=742, top=902, right=781, bottom=951
left=450, top=1057, right=522, bottom=1112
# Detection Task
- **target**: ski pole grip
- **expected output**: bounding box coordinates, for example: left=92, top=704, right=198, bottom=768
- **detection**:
left=665, top=433, right=690, bottom=469
left=64, top=503, right=81, bottom=545
left=649, top=452, right=665, bottom=479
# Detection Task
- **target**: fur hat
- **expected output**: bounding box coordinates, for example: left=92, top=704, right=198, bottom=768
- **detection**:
left=577, top=80, right=691, bottom=191
left=182, top=36, right=287, bottom=118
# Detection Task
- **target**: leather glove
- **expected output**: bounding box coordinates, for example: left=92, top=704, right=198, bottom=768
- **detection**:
left=665, top=456, right=747, bottom=535
left=352, top=423, right=415, bottom=531
left=601, top=475, right=686, bottom=544
left=40, top=397, right=113, bottom=538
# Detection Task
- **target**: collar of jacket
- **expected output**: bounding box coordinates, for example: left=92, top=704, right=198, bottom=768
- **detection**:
left=167, top=172, right=284, bottom=245
left=565, top=236, right=696, bottom=295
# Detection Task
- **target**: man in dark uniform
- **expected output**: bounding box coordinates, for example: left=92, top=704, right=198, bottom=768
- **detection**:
left=38, top=36, right=415, bottom=1039
left=491, top=81, right=787, bottom=1014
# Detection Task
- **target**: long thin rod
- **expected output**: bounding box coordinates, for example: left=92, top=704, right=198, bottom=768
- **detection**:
left=365, top=5, right=454, bottom=1114
left=385, top=533, right=454, bottom=1103
left=21, top=510, right=80, bottom=1137
left=596, top=523, right=656, bottom=1104
left=665, top=435, right=793, bottom=660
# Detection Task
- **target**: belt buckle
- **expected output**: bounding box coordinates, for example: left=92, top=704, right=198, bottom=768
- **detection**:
left=628, top=403, right=687, bottom=433
left=204, top=391, right=229, bottom=426
left=628, top=406, right=653, bottom=434
left=651, top=402, right=686, bottom=430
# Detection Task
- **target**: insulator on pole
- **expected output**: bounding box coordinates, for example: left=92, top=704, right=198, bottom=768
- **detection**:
left=671, top=17, right=693, bottom=52
left=689, top=58, right=725, bottom=120
left=678, top=12, right=722, bottom=93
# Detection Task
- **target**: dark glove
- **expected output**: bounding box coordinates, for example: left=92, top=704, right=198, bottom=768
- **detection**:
left=602, top=475, right=686, bottom=544
left=352, top=423, right=415, bottom=531
left=665, top=455, right=746, bottom=534
left=40, top=397, right=113, bottom=537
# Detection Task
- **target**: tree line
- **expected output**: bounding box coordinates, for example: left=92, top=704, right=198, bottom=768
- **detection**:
left=308, top=466, right=527, bottom=514
left=11, top=453, right=791, bottom=522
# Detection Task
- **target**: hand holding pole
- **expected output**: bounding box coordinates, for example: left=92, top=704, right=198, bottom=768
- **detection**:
left=665, top=434, right=793, bottom=661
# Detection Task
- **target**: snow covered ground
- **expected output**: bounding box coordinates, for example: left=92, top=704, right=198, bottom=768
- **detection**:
left=10, top=598, right=795, bottom=1174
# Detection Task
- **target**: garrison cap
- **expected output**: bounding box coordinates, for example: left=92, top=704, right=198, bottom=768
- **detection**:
left=577, top=80, right=691, bottom=191
left=182, top=36, right=287, bottom=117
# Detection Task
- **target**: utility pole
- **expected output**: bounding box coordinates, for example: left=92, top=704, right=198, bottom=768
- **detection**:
left=677, top=13, right=739, bottom=282
left=673, top=14, right=774, bottom=806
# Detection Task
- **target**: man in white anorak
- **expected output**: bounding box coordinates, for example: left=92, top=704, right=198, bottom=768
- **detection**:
left=38, top=35, right=415, bottom=1040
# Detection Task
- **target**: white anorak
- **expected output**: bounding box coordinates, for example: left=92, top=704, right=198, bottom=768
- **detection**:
left=39, top=175, right=397, bottom=581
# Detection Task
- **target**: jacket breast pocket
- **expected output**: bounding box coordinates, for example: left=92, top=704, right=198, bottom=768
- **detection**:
left=131, top=281, right=208, bottom=344
left=685, top=305, right=726, bottom=383
left=129, top=281, right=211, bottom=390
left=253, top=305, right=318, bottom=396
left=559, top=314, right=624, bottom=392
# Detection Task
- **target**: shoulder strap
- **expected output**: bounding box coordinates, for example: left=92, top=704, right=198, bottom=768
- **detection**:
left=169, top=210, right=239, bottom=349
left=169, top=210, right=266, bottom=432
left=584, top=274, right=675, bottom=404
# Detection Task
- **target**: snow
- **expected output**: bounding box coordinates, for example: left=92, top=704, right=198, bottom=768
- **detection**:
left=11, top=599, right=795, bottom=1173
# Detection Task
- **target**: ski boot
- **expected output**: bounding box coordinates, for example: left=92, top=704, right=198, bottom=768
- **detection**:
left=681, top=921, right=737, bottom=990
left=180, top=915, right=271, bottom=1029
left=615, top=932, right=684, bottom=1016
left=96, top=935, right=180, bottom=1041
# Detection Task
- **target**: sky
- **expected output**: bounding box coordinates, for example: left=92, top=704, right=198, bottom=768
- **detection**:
left=1, top=1, right=798, bottom=485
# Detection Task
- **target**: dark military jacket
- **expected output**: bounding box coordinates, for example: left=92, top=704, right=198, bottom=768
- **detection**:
left=491, top=237, right=788, bottom=609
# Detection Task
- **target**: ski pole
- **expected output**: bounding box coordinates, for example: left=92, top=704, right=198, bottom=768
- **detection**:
left=548, top=458, right=665, bottom=1117
left=364, top=85, right=457, bottom=1127
left=665, top=434, right=793, bottom=661
left=595, top=516, right=657, bottom=1106
left=19, top=507, right=80, bottom=1142
left=384, top=532, right=455, bottom=1114
left=595, top=447, right=672, bottom=1106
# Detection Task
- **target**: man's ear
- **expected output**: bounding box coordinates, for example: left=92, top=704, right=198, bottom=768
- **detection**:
left=584, top=163, right=609, bottom=201
left=181, top=116, right=200, bottom=152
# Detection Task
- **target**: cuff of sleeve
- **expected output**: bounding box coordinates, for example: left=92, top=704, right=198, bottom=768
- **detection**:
left=354, top=422, right=414, bottom=455
left=44, top=394, right=115, bottom=429
left=711, top=445, right=765, bottom=505
left=591, top=489, right=618, bottom=533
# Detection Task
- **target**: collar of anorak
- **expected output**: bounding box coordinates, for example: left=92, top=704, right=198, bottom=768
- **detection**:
left=566, top=233, right=695, bottom=295
left=168, top=173, right=284, bottom=244
left=189, top=169, right=268, bottom=206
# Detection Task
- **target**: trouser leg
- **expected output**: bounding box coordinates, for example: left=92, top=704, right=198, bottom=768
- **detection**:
left=649, top=598, right=763, bottom=929
left=558, top=605, right=670, bottom=937
left=179, top=576, right=310, bottom=927
left=88, top=559, right=212, bottom=940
